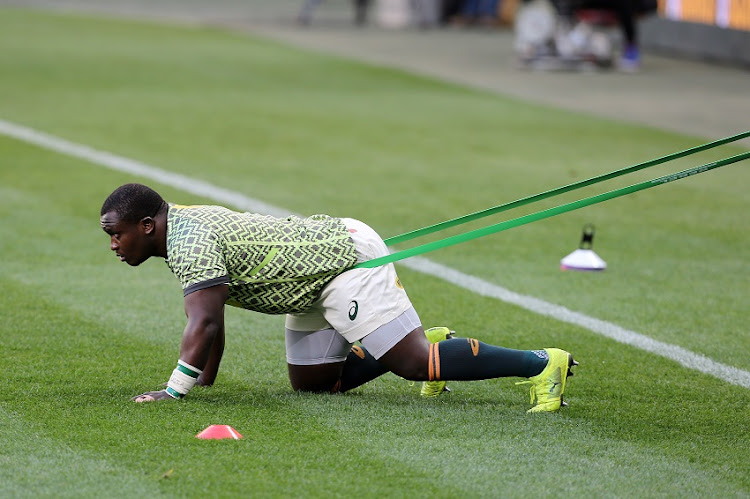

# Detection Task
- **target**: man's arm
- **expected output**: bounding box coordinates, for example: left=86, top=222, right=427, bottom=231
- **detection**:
left=178, top=284, right=228, bottom=368
left=133, top=284, right=228, bottom=402
left=196, top=319, right=225, bottom=386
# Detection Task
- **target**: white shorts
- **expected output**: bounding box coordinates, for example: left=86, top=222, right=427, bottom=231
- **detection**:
left=285, top=306, right=421, bottom=364
left=284, top=218, right=418, bottom=363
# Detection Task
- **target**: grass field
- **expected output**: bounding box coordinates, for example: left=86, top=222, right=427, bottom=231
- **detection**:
left=1, top=7, right=749, bottom=498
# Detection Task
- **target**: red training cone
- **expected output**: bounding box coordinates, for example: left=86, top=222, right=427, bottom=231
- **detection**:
left=195, top=425, right=243, bottom=440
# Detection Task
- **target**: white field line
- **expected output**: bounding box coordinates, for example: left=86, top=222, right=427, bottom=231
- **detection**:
left=2, top=117, right=749, bottom=389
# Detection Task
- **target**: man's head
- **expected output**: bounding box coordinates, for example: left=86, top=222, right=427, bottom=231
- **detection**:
left=100, top=183, right=168, bottom=266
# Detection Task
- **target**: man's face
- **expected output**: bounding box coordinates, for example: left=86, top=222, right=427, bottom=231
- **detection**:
left=100, top=211, right=153, bottom=266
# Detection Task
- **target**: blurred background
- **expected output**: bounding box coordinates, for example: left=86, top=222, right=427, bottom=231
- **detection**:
left=2, top=0, right=748, bottom=146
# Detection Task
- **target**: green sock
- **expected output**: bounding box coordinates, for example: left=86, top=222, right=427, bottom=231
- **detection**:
left=433, top=338, right=548, bottom=380
left=337, top=345, right=388, bottom=392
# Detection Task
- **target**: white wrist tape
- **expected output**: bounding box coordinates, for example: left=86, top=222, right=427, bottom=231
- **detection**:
left=166, top=360, right=203, bottom=399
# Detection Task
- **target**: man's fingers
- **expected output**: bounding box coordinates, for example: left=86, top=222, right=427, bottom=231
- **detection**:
left=132, top=389, right=175, bottom=402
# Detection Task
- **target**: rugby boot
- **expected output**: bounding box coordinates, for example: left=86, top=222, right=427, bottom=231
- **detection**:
left=516, top=348, right=577, bottom=413
left=420, top=327, right=455, bottom=397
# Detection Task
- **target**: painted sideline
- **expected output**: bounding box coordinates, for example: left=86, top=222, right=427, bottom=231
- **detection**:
left=2, top=117, right=748, bottom=389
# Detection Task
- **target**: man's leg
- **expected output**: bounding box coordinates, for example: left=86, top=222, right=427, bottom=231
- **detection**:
left=376, top=328, right=549, bottom=380
left=285, top=327, right=388, bottom=393
left=347, top=304, right=570, bottom=394
left=336, top=345, right=389, bottom=392
left=375, top=327, right=577, bottom=412
left=287, top=361, right=344, bottom=392
left=421, top=327, right=454, bottom=397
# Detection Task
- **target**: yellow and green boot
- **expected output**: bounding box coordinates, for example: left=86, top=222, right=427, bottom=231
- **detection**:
left=515, top=348, right=578, bottom=413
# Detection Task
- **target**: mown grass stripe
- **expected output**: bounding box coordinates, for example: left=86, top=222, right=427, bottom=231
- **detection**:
left=2, top=117, right=748, bottom=389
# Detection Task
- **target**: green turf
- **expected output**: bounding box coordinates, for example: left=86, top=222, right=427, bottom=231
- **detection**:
left=1, top=8, right=749, bottom=497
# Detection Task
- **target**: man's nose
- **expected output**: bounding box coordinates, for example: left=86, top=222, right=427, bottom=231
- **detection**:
left=110, top=237, right=118, bottom=251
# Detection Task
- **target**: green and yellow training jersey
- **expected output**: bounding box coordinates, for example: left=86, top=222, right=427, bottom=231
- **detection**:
left=165, top=204, right=358, bottom=314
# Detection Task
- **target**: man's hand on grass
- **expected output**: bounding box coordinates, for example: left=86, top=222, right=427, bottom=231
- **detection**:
left=132, top=390, right=174, bottom=403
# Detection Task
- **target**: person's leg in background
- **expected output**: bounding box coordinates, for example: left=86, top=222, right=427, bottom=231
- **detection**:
left=298, top=0, right=325, bottom=25
left=608, top=0, right=639, bottom=70
left=440, top=0, right=466, bottom=24
left=582, top=0, right=640, bottom=70
left=353, top=0, right=371, bottom=25
left=478, top=0, right=500, bottom=25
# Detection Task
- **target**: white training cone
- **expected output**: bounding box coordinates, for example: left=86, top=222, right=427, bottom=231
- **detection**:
left=560, top=224, right=606, bottom=271
left=560, top=248, right=607, bottom=271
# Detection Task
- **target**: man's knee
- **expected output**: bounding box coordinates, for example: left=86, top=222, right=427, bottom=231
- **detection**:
left=388, top=358, right=429, bottom=381
left=287, top=362, right=344, bottom=392
left=375, top=328, right=431, bottom=381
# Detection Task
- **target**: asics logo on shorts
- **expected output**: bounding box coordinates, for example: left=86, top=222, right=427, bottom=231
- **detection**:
left=348, top=300, right=359, bottom=321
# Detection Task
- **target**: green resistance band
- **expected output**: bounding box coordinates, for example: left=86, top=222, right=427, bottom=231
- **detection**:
left=384, top=130, right=750, bottom=247
left=353, top=151, right=750, bottom=269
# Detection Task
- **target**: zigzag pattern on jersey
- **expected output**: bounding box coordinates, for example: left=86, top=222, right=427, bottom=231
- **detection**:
left=227, top=274, right=340, bottom=314
left=167, top=205, right=358, bottom=314
left=167, top=207, right=231, bottom=290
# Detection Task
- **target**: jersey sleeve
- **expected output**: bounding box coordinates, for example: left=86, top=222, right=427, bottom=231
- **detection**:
left=167, top=216, right=230, bottom=296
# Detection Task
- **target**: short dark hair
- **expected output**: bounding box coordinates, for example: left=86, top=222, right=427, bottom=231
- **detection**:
left=101, top=183, right=166, bottom=223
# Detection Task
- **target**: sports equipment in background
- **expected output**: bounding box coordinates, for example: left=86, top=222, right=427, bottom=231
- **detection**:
left=560, top=224, right=607, bottom=271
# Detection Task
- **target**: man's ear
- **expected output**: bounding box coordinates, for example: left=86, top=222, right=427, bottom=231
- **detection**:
left=140, top=216, right=155, bottom=235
